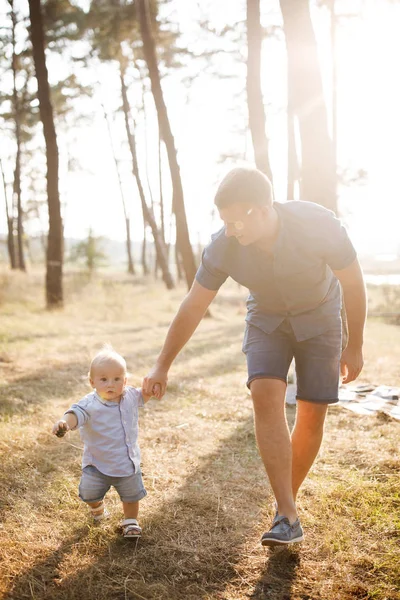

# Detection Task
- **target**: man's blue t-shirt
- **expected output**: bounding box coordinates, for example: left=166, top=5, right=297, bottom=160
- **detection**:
left=195, top=201, right=356, bottom=341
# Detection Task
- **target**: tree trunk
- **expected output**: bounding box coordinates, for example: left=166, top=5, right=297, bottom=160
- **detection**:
left=279, top=0, right=337, bottom=212
left=329, top=0, right=347, bottom=348
left=13, top=154, right=25, bottom=271
left=246, top=0, right=273, bottom=181
left=330, top=0, right=338, bottom=205
left=287, top=108, right=299, bottom=199
left=101, top=99, right=135, bottom=274
left=141, top=79, right=155, bottom=210
left=141, top=227, right=149, bottom=276
left=175, top=241, right=183, bottom=282
left=10, top=0, right=26, bottom=271
left=119, top=63, right=174, bottom=290
left=7, top=217, right=17, bottom=269
left=154, top=131, right=166, bottom=279
left=28, top=0, right=63, bottom=307
left=141, top=81, right=159, bottom=279
left=0, top=159, right=16, bottom=269
left=137, top=0, right=196, bottom=289
left=158, top=131, right=165, bottom=243
left=125, top=217, right=135, bottom=275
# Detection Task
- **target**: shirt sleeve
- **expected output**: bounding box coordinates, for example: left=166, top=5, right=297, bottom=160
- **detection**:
left=195, top=230, right=230, bottom=291
left=65, top=396, right=92, bottom=429
left=125, top=386, right=145, bottom=408
left=313, top=208, right=357, bottom=270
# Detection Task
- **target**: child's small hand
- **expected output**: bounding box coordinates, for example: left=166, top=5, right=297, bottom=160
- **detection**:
left=152, top=383, right=162, bottom=399
left=141, top=383, right=162, bottom=403
left=52, top=420, right=69, bottom=438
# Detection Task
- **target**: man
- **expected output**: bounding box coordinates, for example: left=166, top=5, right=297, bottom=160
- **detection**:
left=143, top=167, right=366, bottom=546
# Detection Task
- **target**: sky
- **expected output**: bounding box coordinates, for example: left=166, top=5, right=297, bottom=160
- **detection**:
left=1, top=0, right=400, bottom=258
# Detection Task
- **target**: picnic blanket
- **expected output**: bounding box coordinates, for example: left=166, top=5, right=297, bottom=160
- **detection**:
left=338, top=384, right=400, bottom=420
left=286, top=383, right=400, bottom=420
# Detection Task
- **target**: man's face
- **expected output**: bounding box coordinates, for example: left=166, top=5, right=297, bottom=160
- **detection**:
left=219, top=202, right=265, bottom=246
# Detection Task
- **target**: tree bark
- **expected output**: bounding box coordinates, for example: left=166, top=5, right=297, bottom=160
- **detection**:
left=330, top=0, right=338, bottom=206
left=287, top=108, right=299, bottom=199
left=246, top=0, right=273, bottom=181
left=125, top=217, right=135, bottom=275
left=279, top=0, right=337, bottom=212
left=137, top=0, right=197, bottom=289
left=158, top=131, right=165, bottom=244
left=141, top=226, right=149, bottom=276
left=120, top=63, right=174, bottom=289
left=0, top=159, right=16, bottom=269
left=10, top=0, right=26, bottom=271
left=28, top=0, right=63, bottom=307
left=13, top=154, right=25, bottom=271
left=101, top=99, right=135, bottom=274
left=141, top=79, right=155, bottom=211
left=175, top=241, right=183, bottom=282
left=153, top=130, right=166, bottom=278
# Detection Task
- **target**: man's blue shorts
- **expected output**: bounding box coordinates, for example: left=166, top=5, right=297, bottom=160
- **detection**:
left=242, top=319, right=342, bottom=404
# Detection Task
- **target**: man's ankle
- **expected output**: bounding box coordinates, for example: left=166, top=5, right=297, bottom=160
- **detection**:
left=279, top=513, right=298, bottom=525
left=276, top=503, right=297, bottom=524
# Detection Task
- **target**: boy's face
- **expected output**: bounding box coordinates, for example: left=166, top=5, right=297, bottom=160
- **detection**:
left=90, top=361, right=127, bottom=402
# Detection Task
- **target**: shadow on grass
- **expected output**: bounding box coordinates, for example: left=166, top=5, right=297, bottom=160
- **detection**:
left=5, top=408, right=299, bottom=600
left=3, top=527, right=90, bottom=600
left=0, top=426, right=81, bottom=520
left=178, top=349, right=246, bottom=384
left=132, top=319, right=245, bottom=356
left=250, top=547, right=301, bottom=600
left=0, top=331, right=64, bottom=344
left=0, top=361, right=88, bottom=417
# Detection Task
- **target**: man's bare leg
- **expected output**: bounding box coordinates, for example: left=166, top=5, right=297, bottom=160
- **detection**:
left=291, top=400, right=328, bottom=500
left=251, top=380, right=329, bottom=518
left=250, top=378, right=298, bottom=523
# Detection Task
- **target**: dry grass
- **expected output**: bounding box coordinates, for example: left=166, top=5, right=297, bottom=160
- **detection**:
left=0, top=269, right=399, bottom=600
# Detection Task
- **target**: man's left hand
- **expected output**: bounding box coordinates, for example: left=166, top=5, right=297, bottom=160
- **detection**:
left=340, top=345, right=364, bottom=384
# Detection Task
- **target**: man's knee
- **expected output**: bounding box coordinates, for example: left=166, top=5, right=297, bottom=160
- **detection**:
left=250, top=377, right=286, bottom=411
left=295, top=401, right=328, bottom=432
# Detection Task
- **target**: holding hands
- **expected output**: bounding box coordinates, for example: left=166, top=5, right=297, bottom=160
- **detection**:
left=142, top=366, right=168, bottom=400
left=141, top=382, right=163, bottom=402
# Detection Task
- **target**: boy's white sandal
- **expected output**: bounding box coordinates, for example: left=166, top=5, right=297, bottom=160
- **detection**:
left=90, top=501, right=109, bottom=522
left=122, top=518, right=142, bottom=538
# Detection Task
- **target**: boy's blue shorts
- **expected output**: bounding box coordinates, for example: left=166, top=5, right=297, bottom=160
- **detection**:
left=242, top=319, right=342, bottom=404
left=79, top=465, right=147, bottom=504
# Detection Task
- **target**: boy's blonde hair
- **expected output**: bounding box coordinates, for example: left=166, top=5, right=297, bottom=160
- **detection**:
left=89, top=344, right=127, bottom=378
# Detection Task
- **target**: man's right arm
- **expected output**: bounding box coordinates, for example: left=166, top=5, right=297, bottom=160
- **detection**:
left=142, top=280, right=218, bottom=397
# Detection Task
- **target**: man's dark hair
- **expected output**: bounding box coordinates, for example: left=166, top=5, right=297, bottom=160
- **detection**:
left=214, top=167, right=273, bottom=209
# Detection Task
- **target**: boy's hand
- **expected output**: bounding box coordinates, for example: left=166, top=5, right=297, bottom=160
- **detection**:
left=52, top=420, right=69, bottom=438
left=152, top=383, right=162, bottom=399
left=143, top=367, right=168, bottom=398
left=141, top=383, right=162, bottom=403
